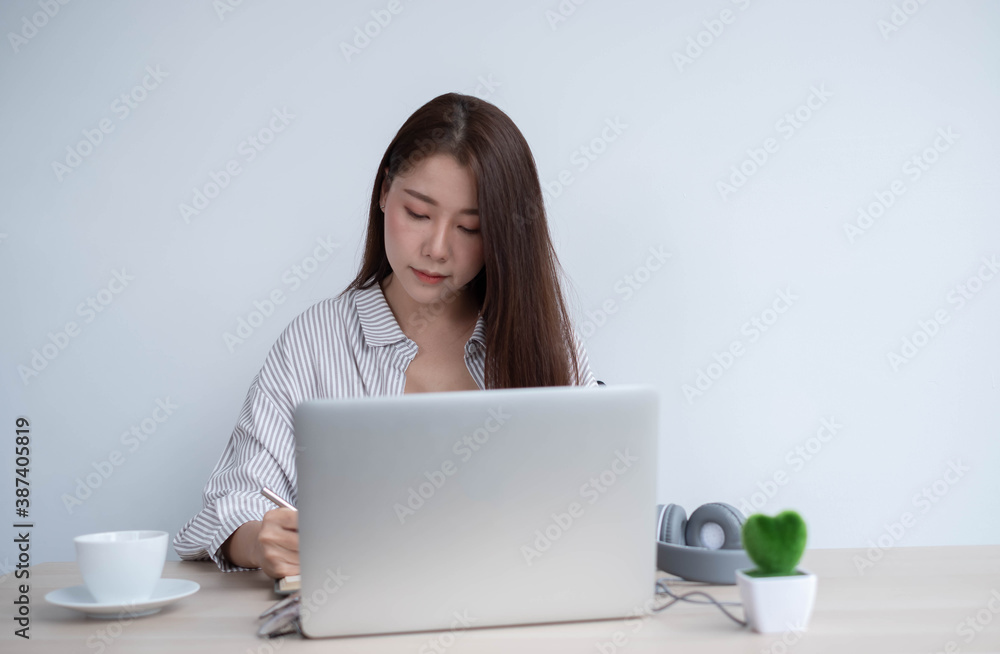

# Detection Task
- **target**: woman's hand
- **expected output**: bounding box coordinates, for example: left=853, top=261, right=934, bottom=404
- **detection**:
left=255, top=507, right=299, bottom=579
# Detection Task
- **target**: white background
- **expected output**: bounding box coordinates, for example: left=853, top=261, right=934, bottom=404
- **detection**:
left=0, top=0, right=997, bottom=570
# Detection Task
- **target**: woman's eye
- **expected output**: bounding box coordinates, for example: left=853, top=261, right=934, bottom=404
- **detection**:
left=407, top=208, right=478, bottom=234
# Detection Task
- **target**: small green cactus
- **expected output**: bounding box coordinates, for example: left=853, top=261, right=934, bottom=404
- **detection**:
left=741, top=510, right=808, bottom=577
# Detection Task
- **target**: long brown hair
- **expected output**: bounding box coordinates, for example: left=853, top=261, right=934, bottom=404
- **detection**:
left=340, top=92, right=583, bottom=389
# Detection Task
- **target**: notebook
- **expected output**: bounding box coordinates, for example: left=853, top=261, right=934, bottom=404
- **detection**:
left=293, top=384, right=659, bottom=638
left=274, top=574, right=300, bottom=595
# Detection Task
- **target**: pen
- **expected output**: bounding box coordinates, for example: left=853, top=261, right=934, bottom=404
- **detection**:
left=261, top=486, right=297, bottom=512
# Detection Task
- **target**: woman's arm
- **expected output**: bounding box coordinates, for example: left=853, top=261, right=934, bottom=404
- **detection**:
left=221, top=520, right=263, bottom=569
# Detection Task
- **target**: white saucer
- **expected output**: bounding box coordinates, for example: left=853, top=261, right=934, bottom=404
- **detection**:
left=45, top=578, right=200, bottom=619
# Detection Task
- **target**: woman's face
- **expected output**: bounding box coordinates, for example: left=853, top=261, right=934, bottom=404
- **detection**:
left=380, top=153, right=484, bottom=312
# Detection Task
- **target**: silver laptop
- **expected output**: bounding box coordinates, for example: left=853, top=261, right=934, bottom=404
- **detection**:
left=294, top=384, right=659, bottom=638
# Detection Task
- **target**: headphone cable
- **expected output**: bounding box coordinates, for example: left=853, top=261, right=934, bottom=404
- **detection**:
left=652, top=576, right=748, bottom=627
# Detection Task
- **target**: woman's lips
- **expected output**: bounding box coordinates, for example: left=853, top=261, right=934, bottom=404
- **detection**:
left=412, top=268, right=446, bottom=284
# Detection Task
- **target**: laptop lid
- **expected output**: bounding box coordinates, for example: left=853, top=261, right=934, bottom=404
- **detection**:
left=295, top=384, right=659, bottom=638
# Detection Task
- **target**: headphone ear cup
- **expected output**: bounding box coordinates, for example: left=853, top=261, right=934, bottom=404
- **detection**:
left=658, top=504, right=687, bottom=545
left=685, top=502, right=745, bottom=550
left=713, top=501, right=746, bottom=530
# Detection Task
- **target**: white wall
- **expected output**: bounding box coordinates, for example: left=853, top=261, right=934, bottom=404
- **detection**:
left=1, top=0, right=997, bottom=570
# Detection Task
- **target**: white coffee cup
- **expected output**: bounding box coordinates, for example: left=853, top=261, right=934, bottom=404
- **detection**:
left=74, top=530, right=168, bottom=604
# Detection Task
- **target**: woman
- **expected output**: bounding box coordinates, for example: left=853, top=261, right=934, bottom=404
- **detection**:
left=173, top=92, right=599, bottom=578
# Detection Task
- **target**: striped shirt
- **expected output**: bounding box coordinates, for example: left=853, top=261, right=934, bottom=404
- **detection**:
left=172, top=279, right=599, bottom=572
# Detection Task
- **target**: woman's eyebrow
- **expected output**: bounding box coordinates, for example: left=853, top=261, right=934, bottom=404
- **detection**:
left=403, top=188, right=479, bottom=216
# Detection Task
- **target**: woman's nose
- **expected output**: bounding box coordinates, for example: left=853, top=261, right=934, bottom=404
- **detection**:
left=423, top=221, right=450, bottom=259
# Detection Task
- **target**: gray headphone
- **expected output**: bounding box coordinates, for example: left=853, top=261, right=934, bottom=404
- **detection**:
left=656, top=502, right=753, bottom=585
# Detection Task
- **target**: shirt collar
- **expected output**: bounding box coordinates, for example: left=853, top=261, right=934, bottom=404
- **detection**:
left=356, top=280, right=486, bottom=350
left=468, top=313, right=486, bottom=349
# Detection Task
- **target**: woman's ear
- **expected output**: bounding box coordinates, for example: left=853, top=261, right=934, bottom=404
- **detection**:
left=379, top=170, right=390, bottom=209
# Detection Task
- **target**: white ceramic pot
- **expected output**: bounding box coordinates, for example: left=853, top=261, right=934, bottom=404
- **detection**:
left=735, top=568, right=817, bottom=634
